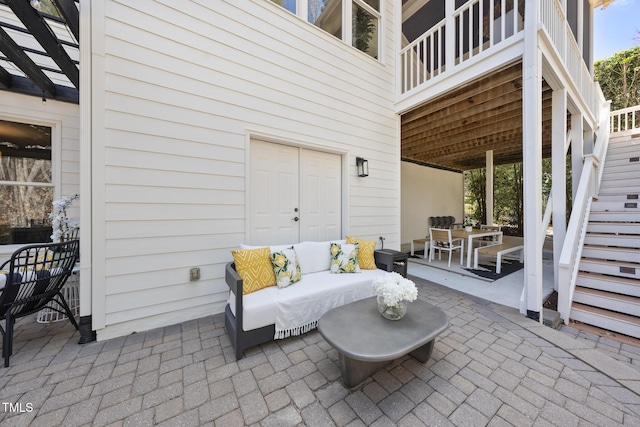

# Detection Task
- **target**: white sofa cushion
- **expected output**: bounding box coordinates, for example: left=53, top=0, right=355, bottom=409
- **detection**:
left=228, top=267, right=386, bottom=334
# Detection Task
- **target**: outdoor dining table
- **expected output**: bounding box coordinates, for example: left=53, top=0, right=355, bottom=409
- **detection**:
left=451, top=228, right=503, bottom=269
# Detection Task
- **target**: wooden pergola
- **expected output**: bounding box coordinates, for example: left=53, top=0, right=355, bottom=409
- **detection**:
left=0, top=0, right=78, bottom=104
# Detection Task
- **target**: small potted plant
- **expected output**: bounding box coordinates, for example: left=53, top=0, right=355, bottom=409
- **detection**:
left=463, top=216, right=477, bottom=232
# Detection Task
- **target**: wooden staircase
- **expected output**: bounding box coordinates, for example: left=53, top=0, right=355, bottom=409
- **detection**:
left=570, top=135, right=640, bottom=338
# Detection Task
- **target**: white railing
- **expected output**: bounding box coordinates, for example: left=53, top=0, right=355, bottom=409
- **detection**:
left=557, top=100, right=611, bottom=324
left=539, top=0, right=598, bottom=117
left=400, top=20, right=446, bottom=94
left=610, top=105, right=640, bottom=135
left=400, top=0, right=524, bottom=94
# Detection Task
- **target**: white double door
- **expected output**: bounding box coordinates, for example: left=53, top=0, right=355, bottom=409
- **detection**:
left=250, top=140, right=341, bottom=246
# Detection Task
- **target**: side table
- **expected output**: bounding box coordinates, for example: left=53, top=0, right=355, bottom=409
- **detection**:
left=374, top=249, right=409, bottom=277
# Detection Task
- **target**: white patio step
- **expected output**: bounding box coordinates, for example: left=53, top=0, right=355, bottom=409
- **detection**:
left=576, top=271, right=640, bottom=297
left=603, top=156, right=639, bottom=167
left=599, top=179, right=640, bottom=190
left=588, top=210, right=640, bottom=222
left=581, top=245, right=640, bottom=264
left=587, top=222, right=640, bottom=234
left=579, top=257, right=640, bottom=279
left=601, top=169, right=640, bottom=181
left=605, top=149, right=640, bottom=161
left=574, top=287, right=640, bottom=316
left=593, top=193, right=639, bottom=203
left=591, top=201, right=639, bottom=212
left=570, top=302, right=640, bottom=339
left=583, top=233, right=640, bottom=248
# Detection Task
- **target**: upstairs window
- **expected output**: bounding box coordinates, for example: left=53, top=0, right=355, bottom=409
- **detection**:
left=271, top=0, right=382, bottom=59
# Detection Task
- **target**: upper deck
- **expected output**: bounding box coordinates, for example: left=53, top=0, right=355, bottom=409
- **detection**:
left=397, top=0, right=605, bottom=171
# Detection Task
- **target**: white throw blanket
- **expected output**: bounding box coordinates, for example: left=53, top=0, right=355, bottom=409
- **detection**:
left=273, top=269, right=384, bottom=339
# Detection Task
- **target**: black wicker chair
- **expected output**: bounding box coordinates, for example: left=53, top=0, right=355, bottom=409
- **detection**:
left=0, top=240, right=79, bottom=367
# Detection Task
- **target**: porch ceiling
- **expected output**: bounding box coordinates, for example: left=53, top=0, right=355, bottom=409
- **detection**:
left=401, top=62, right=553, bottom=172
left=0, top=0, right=79, bottom=104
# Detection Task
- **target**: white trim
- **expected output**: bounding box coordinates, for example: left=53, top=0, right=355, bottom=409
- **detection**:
left=79, top=0, right=93, bottom=318
left=89, top=0, right=107, bottom=330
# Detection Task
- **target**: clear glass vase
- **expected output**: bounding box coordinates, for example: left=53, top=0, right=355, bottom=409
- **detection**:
left=376, top=295, right=408, bottom=320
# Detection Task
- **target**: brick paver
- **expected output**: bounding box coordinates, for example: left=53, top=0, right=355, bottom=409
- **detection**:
left=1, top=276, right=639, bottom=426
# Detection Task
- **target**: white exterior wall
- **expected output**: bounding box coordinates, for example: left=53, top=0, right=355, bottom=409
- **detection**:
left=0, top=93, right=80, bottom=264
left=89, top=0, right=399, bottom=339
left=400, top=162, right=463, bottom=251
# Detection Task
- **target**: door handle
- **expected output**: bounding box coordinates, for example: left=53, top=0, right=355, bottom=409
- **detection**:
left=292, top=217, right=299, bottom=222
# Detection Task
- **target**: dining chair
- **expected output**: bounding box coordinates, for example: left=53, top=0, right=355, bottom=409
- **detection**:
left=429, top=228, right=464, bottom=267
left=477, top=224, right=502, bottom=247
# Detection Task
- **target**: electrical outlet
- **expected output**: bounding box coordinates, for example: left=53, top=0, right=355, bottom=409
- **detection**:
left=189, top=267, right=200, bottom=281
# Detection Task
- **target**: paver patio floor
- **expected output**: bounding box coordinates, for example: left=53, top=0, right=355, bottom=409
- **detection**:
left=1, top=276, right=639, bottom=426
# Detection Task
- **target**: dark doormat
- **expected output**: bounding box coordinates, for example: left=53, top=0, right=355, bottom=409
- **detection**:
left=463, top=260, right=524, bottom=281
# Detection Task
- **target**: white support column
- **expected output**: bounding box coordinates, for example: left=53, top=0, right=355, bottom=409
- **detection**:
left=571, top=113, right=584, bottom=200
left=486, top=150, right=494, bottom=225
left=522, top=1, right=544, bottom=322
left=79, top=0, right=92, bottom=318
left=552, top=88, right=567, bottom=292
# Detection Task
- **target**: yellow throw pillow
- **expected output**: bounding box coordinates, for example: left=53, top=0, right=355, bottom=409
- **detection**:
left=346, top=236, right=377, bottom=270
left=231, top=247, right=276, bottom=295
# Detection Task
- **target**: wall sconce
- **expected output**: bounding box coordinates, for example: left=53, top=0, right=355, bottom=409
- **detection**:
left=356, top=157, right=369, bottom=177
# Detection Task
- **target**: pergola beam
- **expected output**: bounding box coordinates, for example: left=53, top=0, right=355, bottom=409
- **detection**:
left=7, top=0, right=79, bottom=88
left=0, top=63, right=11, bottom=87
left=53, top=0, right=79, bottom=41
left=0, top=24, right=56, bottom=97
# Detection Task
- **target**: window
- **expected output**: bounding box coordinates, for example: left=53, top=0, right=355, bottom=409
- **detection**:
left=271, top=0, right=382, bottom=59
left=0, top=119, right=54, bottom=245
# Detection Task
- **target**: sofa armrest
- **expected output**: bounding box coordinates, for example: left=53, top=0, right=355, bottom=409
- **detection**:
left=225, top=262, right=242, bottom=296
left=225, top=262, right=244, bottom=327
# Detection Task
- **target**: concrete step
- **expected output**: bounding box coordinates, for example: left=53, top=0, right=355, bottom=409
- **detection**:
left=543, top=308, right=561, bottom=329
left=576, top=271, right=640, bottom=297
left=587, top=222, right=640, bottom=234
left=579, top=257, right=640, bottom=279
left=583, top=233, right=640, bottom=248
left=582, top=244, right=640, bottom=264
left=570, top=302, right=640, bottom=339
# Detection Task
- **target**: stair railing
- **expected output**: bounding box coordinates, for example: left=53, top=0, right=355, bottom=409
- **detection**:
left=557, top=100, right=611, bottom=323
left=610, top=105, right=640, bottom=135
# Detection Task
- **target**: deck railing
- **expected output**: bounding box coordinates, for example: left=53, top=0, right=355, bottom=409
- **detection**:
left=610, top=105, right=640, bottom=135
left=400, top=0, right=524, bottom=95
left=539, top=0, right=598, bottom=118
left=401, top=0, right=599, bottom=121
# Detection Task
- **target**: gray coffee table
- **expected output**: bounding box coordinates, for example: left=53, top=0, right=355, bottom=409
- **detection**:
left=318, top=297, right=448, bottom=387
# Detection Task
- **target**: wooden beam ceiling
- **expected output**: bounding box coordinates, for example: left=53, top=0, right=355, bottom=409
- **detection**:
left=401, top=61, right=554, bottom=171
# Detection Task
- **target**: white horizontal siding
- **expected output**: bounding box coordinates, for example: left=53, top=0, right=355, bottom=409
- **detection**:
left=92, top=0, right=398, bottom=338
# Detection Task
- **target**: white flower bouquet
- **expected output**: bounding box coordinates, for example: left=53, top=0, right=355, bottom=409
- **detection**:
left=372, top=272, right=418, bottom=308
left=49, top=194, right=79, bottom=242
